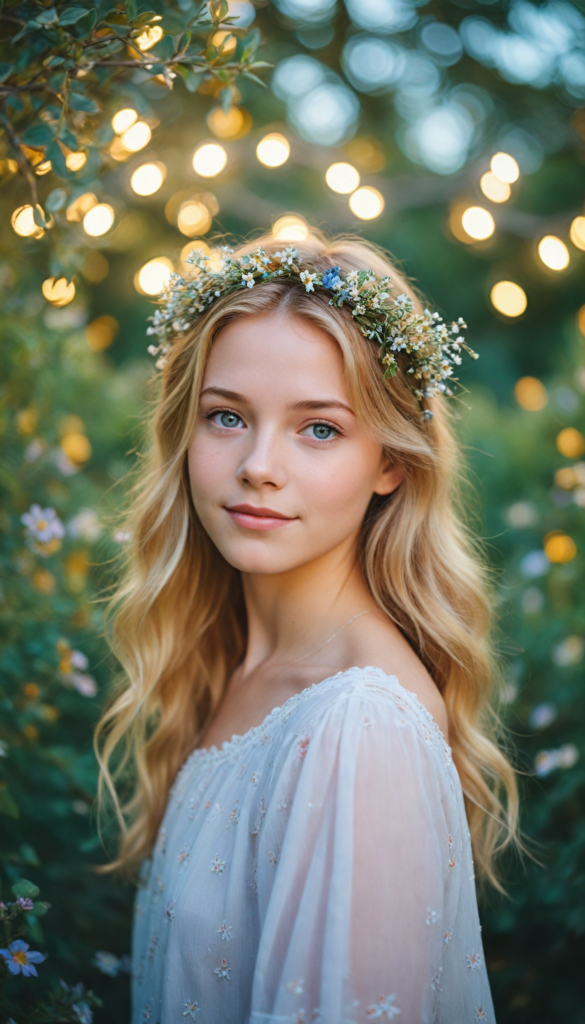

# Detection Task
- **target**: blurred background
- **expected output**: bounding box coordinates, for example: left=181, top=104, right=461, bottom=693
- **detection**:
left=1, top=0, right=584, bottom=1021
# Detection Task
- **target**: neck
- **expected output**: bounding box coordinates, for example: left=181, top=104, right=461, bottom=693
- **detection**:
left=239, top=535, right=376, bottom=678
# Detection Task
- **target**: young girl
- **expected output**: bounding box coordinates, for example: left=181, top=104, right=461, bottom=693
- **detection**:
left=97, top=231, right=519, bottom=1023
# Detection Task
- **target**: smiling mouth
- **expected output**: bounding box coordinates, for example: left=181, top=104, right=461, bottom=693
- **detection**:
left=224, top=504, right=297, bottom=531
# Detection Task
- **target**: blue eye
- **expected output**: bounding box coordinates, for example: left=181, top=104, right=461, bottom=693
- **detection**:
left=305, top=422, right=337, bottom=440
left=212, top=411, right=243, bottom=429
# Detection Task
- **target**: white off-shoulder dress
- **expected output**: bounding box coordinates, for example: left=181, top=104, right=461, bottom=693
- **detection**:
left=131, top=666, right=495, bottom=1024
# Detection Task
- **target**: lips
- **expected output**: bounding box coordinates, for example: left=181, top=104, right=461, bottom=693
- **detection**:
left=224, top=503, right=296, bottom=532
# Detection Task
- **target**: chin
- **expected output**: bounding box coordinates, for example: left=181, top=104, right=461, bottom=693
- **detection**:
left=213, top=539, right=307, bottom=576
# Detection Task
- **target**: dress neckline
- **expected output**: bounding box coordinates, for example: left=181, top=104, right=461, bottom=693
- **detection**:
left=184, top=665, right=451, bottom=771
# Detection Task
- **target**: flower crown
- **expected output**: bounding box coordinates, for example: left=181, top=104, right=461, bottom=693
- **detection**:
left=147, top=245, right=477, bottom=419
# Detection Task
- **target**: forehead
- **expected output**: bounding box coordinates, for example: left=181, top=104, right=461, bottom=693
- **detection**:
left=203, top=312, right=349, bottom=400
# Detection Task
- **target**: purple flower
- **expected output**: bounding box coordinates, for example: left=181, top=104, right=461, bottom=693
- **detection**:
left=0, top=938, right=46, bottom=976
left=15, top=897, right=34, bottom=911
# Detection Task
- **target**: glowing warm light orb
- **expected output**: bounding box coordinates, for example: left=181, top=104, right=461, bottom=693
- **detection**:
left=212, top=29, right=237, bottom=54
left=325, top=162, right=360, bottom=195
left=11, top=205, right=44, bottom=238
left=490, top=280, right=527, bottom=318
left=479, top=171, right=510, bottom=203
left=490, top=152, right=520, bottom=184
left=256, top=133, right=290, bottom=168
left=556, top=427, right=585, bottom=459
left=65, top=151, right=87, bottom=172
left=569, top=216, right=585, bottom=251
left=121, top=121, right=152, bottom=153
left=135, top=257, right=174, bottom=296
left=112, top=108, right=138, bottom=135
left=83, top=203, right=115, bottom=237
left=538, top=235, right=569, bottom=271
left=461, top=206, right=495, bottom=241
left=135, top=24, right=163, bottom=50
left=35, top=160, right=52, bottom=176
left=61, top=432, right=91, bottom=465
left=130, top=162, right=166, bottom=196
left=514, top=376, right=548, bottom=411
left=544, top=531, right=577, bottom=564
left=272, top=215, right=309, bottom=242
left=177, top=200, right=212, bottom=237
left=66, top=193, right=97, bottom=223
left=42, top=277, right=76, bottom=306
left=207, top=106, right=246, bottom=139
left=578, top=305, right=585, bottom=337
left=86, top=315, right=119, bottom=351
left=192, top=143, right=228, bottom=177
left=349, top=186, right=384, bottom=220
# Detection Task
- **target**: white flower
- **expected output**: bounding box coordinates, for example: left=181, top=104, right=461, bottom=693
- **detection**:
left=182, top=1000, right=201, bottom=1018
left=465, top=950, right=481, bottom=971
left=300, top=271, right=316, bottom=292
left=214, top=958, right=231, bottom=979
left=21, top=504, right=65, bottom=543
left=217, top=920, right=234, bottom=941
left=68, top=508, right=102, bottom=542
left=366, top=993, right=401, bottom=1018
left=275, top=246, right=299, bottom=265
left=210, top=854, right=226, bottom=873
left=241, top=272, right=255, bottom=288
left=425, top=907, right=440, bottom=925
left=352, top=304, right=366, bottom=316
left=346, top=270, right=358, bottom=286
left=286, top=978, right=304, bottom=994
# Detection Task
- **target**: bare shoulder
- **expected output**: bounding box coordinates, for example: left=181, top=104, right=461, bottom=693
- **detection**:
left=341, top=610, right=450, bottom=743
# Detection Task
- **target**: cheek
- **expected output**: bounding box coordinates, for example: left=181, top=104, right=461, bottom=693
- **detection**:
left=187, top=433, right=226, bottom=504
left=301, top=443, right=381, bottom=520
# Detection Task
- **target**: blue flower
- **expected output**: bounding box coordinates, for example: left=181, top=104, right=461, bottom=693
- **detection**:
left=322, top=266, right=342, bottom=291
left=0, top=939, right=46, bottom=977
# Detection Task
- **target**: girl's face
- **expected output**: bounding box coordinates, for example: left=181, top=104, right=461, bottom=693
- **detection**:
left=188, top=312, right=402, bottom=576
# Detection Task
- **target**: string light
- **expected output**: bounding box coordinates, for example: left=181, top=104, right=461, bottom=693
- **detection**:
left=349, top=186, right=384, bottom=220
left=479, top=172, right=510, bottom=203
left=556, top=427, right=585, bottom=458
left=207, top=106, right=246, bottom=140
left=256, top=133, right=290, bottom=168
left=86, top=315, right=119, bottom=351
left=514, top=376, right=548, bottom=411
left=177, top=200, right=212, bottom=237
left=112, top=109, right=138, bottom=134
left=11, top=205, right=44, bottom=238
left=83, top=203, right=115, bottom=237
left=130, top=162, right=166, bottom=196
left=121, top=121, right=152, bottom=153
left=192, top=143, right=227, bottom=177
left=134, top=257, right=173, bottom=295
left=325, top=162, right=360, bottom=194
left=42, top=277, right=75, bottom=306
left=490, top=152, right=520, bottom=184
left=66, top=193, right=97, bottom=223
left=490, top=280, right=527, bottom=317
left=569, top=216, right=585, bottom=251
left=461, top=206, right=495, bottom=241
left=538, top=235, right=570, bottom=271
left=272, top=215, right=309, bottom=241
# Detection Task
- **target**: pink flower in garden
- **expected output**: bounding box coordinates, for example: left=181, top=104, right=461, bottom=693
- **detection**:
left=0, top=938, right=46, bottom=976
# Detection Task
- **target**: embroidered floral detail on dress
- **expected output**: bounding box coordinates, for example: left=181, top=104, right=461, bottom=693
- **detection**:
left=474, top=1008, right=487, bottom=1022
left=260, top=732, right=272, bottom=745
left=205, top=799, right=211, bottom=809
left=448, top=835, right=454, bottom=849
left=147, top=934, right=158, bottom=961
left=210, top=854, right=226, bottom=874
left=366, top=993, right=401, bottom=1019
left=157, top=829, right=167, bottom=855
left=250, top=795, right=267, bottom=836
left=286, top=978, right=304, bottom=994
left=227, top=801, right=239, bottom=826
left=268, top=848, right=279, bottom=866
left=277, top=799, right=288, bottom=811
left=182, top=1000, right=201, bottom=1019
left=430, top=966, right=443, bottom=991
left=465, top=950, right=482, bottom=971
left=165, top=899, right=176, bottom=921
left=177, top=844, right=190, bottom=866
left=297, top=736, right=310, bottom=759
left=214, top=958, right=231, bottom=979
left=448, top=857, right=456, bottom=870
left=188, top=796, right=197, bottom=820
left=443, top=929, right=452, bottom=944
left=251, top=771, right=260, bottom=785
left=142, top=998, right=152, bottom=1022
left=237, top=762, right=247, bottom=777
left=425, top=907, right=440, bottom=925
left=151, top=874, right=165, bottom=905
left=217, top=920, right=234, bottom=941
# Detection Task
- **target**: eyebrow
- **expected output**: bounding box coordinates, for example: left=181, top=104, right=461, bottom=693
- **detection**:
left=200, top=387, right=354, bottom=416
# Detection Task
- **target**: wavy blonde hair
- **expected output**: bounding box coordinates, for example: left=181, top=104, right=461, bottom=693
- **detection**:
left=96, top=230, right=520, bottom=891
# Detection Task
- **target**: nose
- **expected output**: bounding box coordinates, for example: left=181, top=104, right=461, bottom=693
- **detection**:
left=237, top=423, right=287, bottom=491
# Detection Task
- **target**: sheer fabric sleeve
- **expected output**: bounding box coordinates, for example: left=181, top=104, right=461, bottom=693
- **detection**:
left=250, top=676, right=493, bottom=1024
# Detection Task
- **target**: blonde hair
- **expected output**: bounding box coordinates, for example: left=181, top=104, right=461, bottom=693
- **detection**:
left=96, top=230, right=520, bottom=890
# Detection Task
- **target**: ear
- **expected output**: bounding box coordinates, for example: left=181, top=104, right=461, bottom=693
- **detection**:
left=373, top=456, right=403, bottom=497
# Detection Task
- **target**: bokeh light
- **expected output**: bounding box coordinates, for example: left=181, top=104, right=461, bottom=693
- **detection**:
left=538, top=235, right=570, bottom=271
left=490, top=281, right=527, bottom=317
left=557, top=427, right=585, bottom=459
left=461, top=206, right=495, bottom=241
left=272, top=215, right=309, bottom=241
left=66, top=193, right=97, bottom=223
left=192, top=143, right=227, bottom=177
left=86, top=316, right=119, bottom=352
left=61, top=432, right=91, bottom=467
left=544, top=531, right=577, bottom=564
left=480, top=172, right=511, bottom=203
left=349, top=186, right=384, bottom=220
left=569, top=216, right=585, bottom=251
left=130, top=162, right=166, bottom=196
left=177, top=200, right=212, bottom=237
left=325, top=162, right=360, bottom=194
left=180, top=240, right=211, bottom=275
left=514, top=376, right=548, bottom=411
left=578, top=305, right=585, bottom=337
left=35, top=160, right=52, bottom=176
left=135, top=257, right=174, bottom=296
left=135, top=24, right=163, bottom=50
left=65, top=151, right=87, bottom=172
left=256, top=133, right=290, bottom=167
left=490, top=151, right=520, bottom=183
left=211, top=29, right=237, bottom=55
left=11, top=205, right=44, bottom=238
left=207, top=106, right=247, bottom=139
left=112, top=108, right=138, bottom=134
left=42, top=277, right=75, bottom=307
left=83, top=203, right=115, bottom=237
left=121, top=121, right=152, bottom=153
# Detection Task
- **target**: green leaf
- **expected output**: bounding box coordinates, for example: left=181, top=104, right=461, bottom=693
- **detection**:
left=176, top=65, right=204, bottom=92
left=21, top=122, right=54, bottom=147
left=31, top=901, right=51, bottom=917
left=209, top=0, right=229, bottom=22
left=33, top=205, right=48, bottom=228
left=36, top=7, right=59, bottom=26
left=58, top=126, right=79, bottom=150
left=151, top=34, right=174, bottom=62
left=125, top=0, right=138, bottom=19
left=68, top=90, right=101, bottom=113
left=133, top=10, right=159, bottom=27
left=58, top=7, right=91, bottom=25
left=12, top=879, right=40, bottom=900
left=0, top=63, right=13, bottom=82
left=46, top=188, right=68, bottom=212
left=0, top=784, right=19, bottom=818
left=47, top=140, right=70, bottom=178
left=241, top=71, right=266, bottom=87
left=219, top=85, right=233, bottom=114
